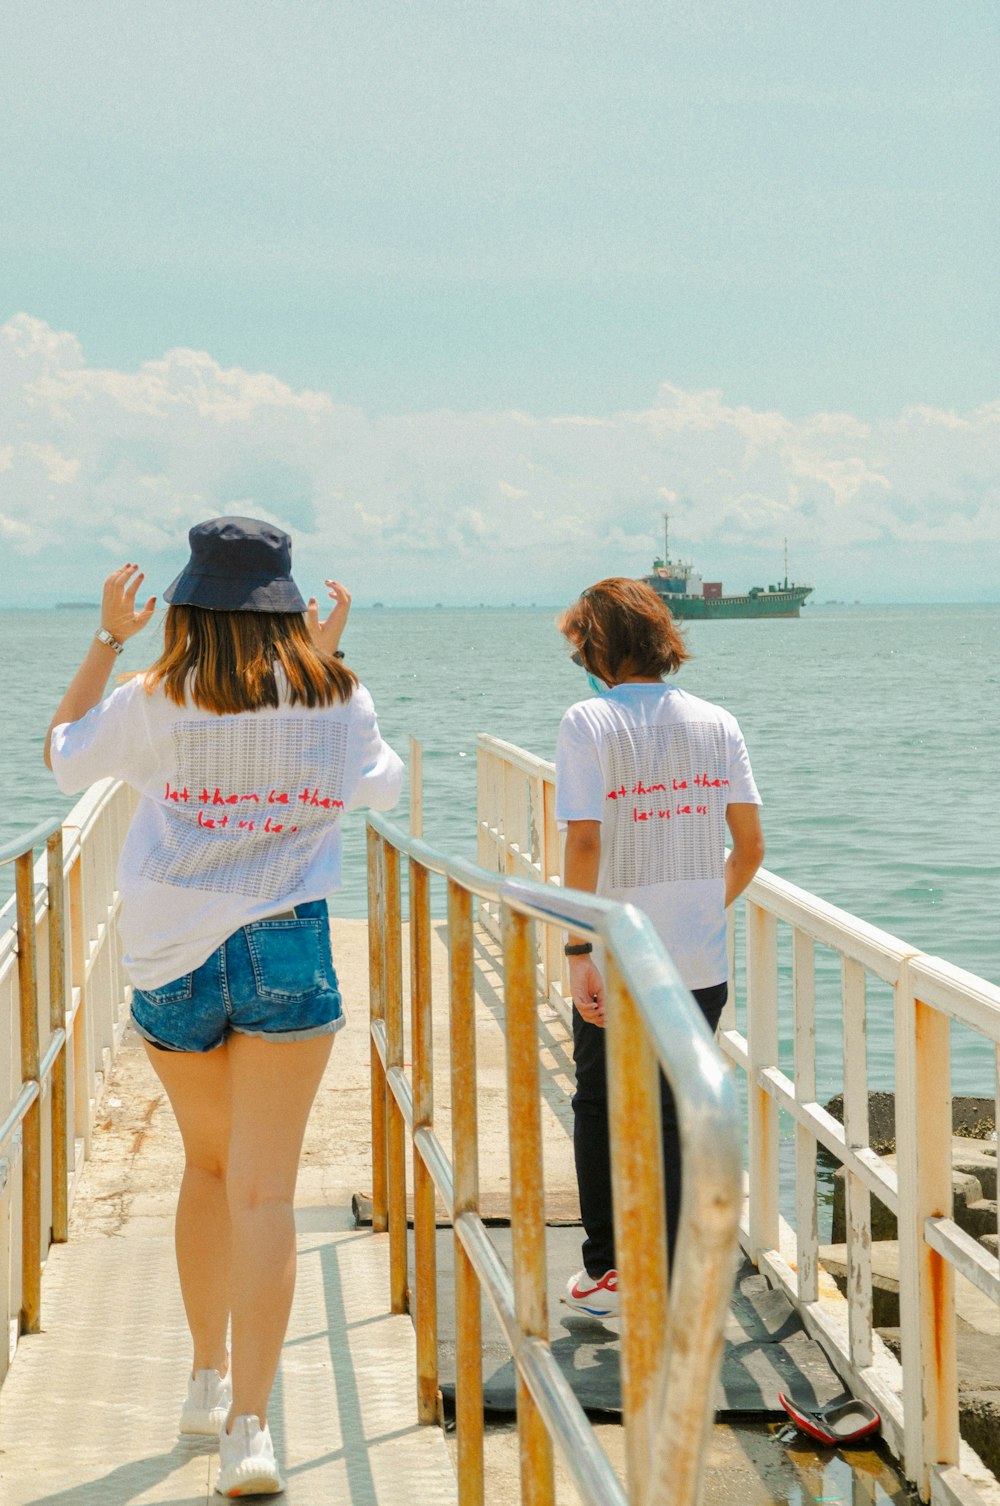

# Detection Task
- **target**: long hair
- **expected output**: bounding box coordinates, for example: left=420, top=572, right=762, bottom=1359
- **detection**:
left=558, top=577, right=690, bottom=683
left=144, top=606, right=357, bottom=714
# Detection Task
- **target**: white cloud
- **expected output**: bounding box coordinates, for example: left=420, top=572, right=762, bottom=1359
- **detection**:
left=0, top=512, right=35, bottom=544
left=1, top=313, right=997, bottom=602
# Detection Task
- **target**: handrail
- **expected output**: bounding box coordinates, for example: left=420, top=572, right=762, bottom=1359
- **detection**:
left=0, top=815, right=64, bottom=870
left=477, top=732, right=1000, bottom=1506
left=0, top=1083, right=39, bottom=1157
left=0, top=781, right=134, bottom=1385
left=366, top=808, right=741, bottom=1506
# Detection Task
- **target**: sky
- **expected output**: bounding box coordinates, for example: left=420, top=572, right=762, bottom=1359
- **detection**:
left=1, top=1, right=998, bottom=605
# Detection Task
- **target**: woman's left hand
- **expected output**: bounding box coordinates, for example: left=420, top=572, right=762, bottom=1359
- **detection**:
left=306, top=580, right=352, bottom=656
left=101, top=563, right=157, bottom=642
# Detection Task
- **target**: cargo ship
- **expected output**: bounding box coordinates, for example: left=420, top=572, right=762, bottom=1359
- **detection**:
left=642, top=515, right=813, bottom=620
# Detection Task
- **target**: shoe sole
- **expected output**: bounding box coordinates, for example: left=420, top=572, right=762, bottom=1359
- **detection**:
left=216, top=1468, right=284, bottom=1497
left=561, top=1295, right=619, bottom=1319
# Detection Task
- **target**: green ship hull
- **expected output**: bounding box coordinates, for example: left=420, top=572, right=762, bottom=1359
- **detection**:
left=639, top=514, right=813, bottom=619
left=643, top=581, right=813, bottom=620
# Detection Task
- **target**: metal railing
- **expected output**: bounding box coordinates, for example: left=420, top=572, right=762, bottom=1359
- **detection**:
left=0, top=779, right=135, bottom=1384
left=476, top=733, right=1000, bottom=1506
left=366, top=809, right=742, bottom=1506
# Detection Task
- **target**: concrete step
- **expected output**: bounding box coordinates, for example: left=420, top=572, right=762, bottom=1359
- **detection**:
left=819, top=1241, right=1000, bottom=1338
left=831, top=1137, right=998, bottom=1245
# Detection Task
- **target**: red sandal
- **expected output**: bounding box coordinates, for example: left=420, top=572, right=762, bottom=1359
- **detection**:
left=778, top=1393, right=881, bottom=1446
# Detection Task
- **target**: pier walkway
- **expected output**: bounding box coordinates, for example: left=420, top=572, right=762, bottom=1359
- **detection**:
left=0, top=920, right=458, bottom=1506
left=3, top=745, right=1000, bottom=1505
left=0, top=918, right=909, bottom=1506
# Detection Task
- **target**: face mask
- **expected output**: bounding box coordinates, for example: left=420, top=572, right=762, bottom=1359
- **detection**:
left=569, top=646, right=606, bottom=695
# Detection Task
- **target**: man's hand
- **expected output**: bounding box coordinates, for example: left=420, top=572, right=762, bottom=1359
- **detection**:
left=306, top=580, right=351, bottom=656
left=101, top=563, right=156, bottom=643
left=570, top=953, right=606, bottom=1028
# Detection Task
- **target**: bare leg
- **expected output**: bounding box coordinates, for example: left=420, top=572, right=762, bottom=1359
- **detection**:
left=225, top=1031, right=334, bottom=1426
left=142, top=1040, right=232, bottom=1375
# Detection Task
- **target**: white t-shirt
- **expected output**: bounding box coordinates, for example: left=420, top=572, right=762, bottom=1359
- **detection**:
left=555, top=683, right=761, bottom=990
left=50, top=675, right=403, bottom=989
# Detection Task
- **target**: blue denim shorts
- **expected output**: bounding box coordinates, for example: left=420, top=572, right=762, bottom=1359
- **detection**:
left=130, top=900, right=345, bottom=1053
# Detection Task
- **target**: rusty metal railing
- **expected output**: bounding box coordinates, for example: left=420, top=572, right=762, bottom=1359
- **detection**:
left=0, top=780, right=135, bottom=1385
left=367, top=810, right=742, bottom=1506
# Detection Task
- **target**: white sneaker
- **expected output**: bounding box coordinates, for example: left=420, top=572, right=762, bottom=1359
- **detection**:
left=215, top=1415, right=284, bottom=1497
left=180, top=1367, right=233, bottom=1435
left=562, top=1268, right=620, bottom=1319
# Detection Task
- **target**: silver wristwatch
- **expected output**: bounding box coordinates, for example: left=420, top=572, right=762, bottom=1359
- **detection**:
left=94, top=627, right=125, bottom=655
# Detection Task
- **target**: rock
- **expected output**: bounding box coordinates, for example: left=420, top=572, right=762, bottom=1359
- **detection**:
left=821, top=1093, right=996, bottom=1157
left=955, top=1393, right=1000, bottom=1484
left=822, top=1091, right=899, bottom=1154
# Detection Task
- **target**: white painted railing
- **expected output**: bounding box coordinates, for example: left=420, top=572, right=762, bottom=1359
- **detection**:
left=477, top=735, right=569, bottom=1016
left=0, top=779, right=135, bottom=1384
left=477, top=733, right=1000, bottom=1506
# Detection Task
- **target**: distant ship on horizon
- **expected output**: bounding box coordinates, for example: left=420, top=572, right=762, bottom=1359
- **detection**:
left=641, top=514, right=813, bottom=620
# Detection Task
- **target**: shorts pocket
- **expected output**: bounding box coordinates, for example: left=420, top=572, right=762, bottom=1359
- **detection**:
left=135, top=974, right=194, bottom=1007
left=244, top=918, right=331, bottom=1004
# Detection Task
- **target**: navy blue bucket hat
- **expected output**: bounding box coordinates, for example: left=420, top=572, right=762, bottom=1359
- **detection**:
left=163, top=516, right=307, bottom=613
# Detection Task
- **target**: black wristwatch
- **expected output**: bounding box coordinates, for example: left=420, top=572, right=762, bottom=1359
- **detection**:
left=564, top=942, right=593, bottom=956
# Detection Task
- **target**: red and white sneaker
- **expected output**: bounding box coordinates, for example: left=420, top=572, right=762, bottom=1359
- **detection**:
left=563, top=1268, right=619, bottom=1319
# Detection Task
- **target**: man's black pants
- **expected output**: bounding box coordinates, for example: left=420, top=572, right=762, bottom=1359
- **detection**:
left=571, top=980, right=728, bottom=1278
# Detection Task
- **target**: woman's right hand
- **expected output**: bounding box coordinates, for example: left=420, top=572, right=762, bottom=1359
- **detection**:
left=101, top=564, right=157, bottom=642
left=44, top=564, right=155, bottom=769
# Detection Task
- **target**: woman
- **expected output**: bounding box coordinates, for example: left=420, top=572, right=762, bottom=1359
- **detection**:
left=45, top=517, right=402, bottom=1496
left=555, top=577, right=764, bottom=1319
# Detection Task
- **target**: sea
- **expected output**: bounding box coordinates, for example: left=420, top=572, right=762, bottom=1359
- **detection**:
left=2, top=602, right=998, bottom=1108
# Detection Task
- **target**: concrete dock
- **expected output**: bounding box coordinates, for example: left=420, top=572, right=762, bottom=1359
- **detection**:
left=0, top=918, right=912, bottom=1504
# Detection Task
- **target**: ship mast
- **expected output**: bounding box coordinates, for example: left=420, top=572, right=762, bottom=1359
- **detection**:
left=664, top=511, right=670, bottom=565
left=783, top=535, right=788, bottom=590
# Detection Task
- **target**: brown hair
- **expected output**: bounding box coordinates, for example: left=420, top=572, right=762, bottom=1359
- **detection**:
left=558, top=577, right=690, bottom=683
left=144, top=606, right=358, bottom=714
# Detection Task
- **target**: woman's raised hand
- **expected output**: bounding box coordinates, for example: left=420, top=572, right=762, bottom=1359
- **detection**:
left=306, top=579, right=352, bottom=656
left=44, top=565, right=155, bottom=768
left=101, top=564, right=157, bottom=642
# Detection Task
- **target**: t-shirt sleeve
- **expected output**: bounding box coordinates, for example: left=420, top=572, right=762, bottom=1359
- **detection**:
left=344, top=687, right=404, bottom=814
left=49, top=678, right=154, bottom=795
left=555, top=707, right=606, bottom=823
left=726, top=719, right=762, bottom=806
